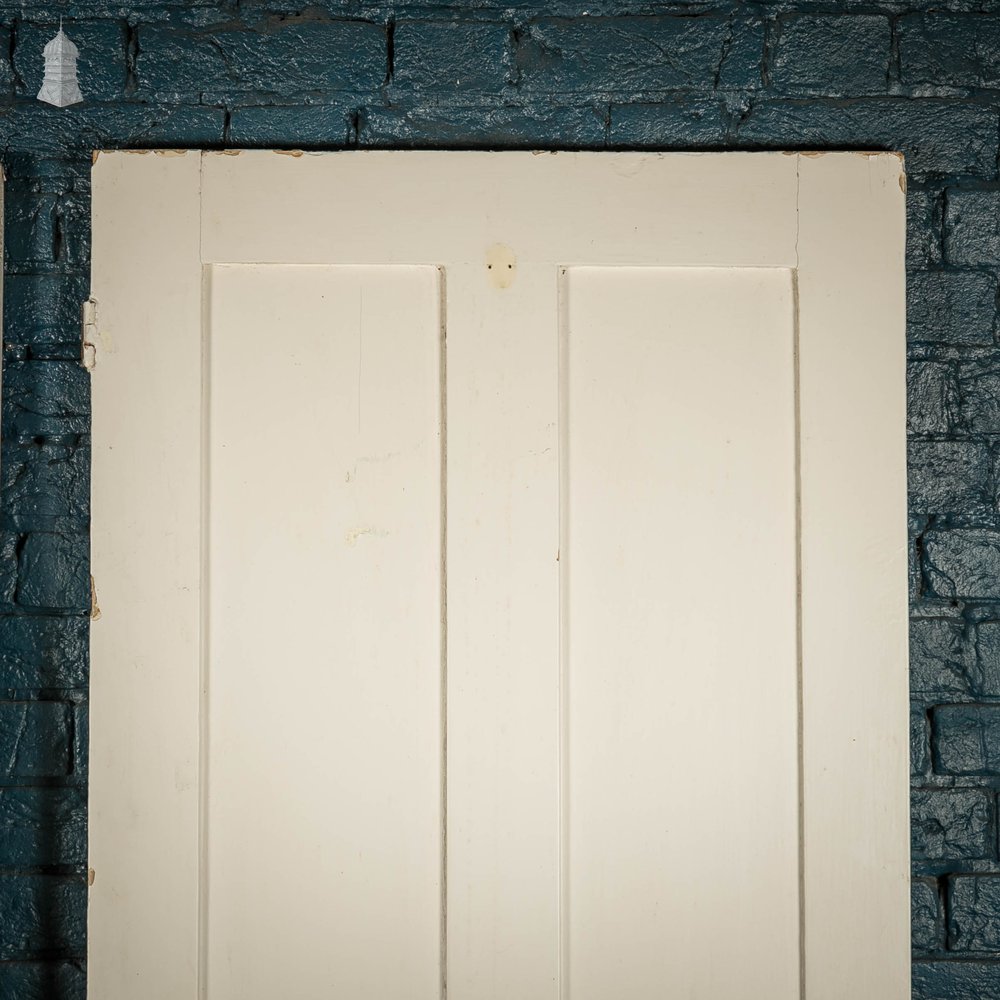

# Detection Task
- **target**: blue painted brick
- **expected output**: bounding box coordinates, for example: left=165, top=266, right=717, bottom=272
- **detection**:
left=770, top=16, right=890, bottom=96
left=908, top=441, right=994, bottom=521
left=16, top=533, right=89, bottom=613
left=0, top=702, right=73, bottom=779
left=914, top=959, right=1000, bottom=999
left=0, top=962, right=84, bottom=1000
left=950, top=876, right=1000, bottom=951
left=0, top=876, right=86, bottom=960
left=907, top=361, right=960, bottom=436
left=136, top=20, right=386, bottom=101
left=0, top=616, right=87, bottom=691
left=913, top=706, right=931, bottom=777
left=934, top=705, right=1000, bottom=775
left=911, top=619, right=999, bottom=698
left=0, top=27, right=12, bottom=92
left=5, top=175, right=90, bottom=270
left=736, top=101, right=997, bottom=180
left=907, top=189, right=943, bottom=267
left=1, top=362, right=89, bottom=440
left=912, top=789, right=994, bottom=860
left=609, top=98, right=727, bottom=147
left=900, top=15, right=1000, bottom=90
left=393, top=21, right=511, bottom=94
left=514, top=16, right=729, bottom=95
left=228, top=105, right=355, bottom=147
left=14, top=21, right=127, bottom=103
left=0, top=104, right=225, bottom=154
left=2, top=438, right=90, bottom=532
left=3, top=275, right=89, bottom=351
left=0, top=788, right=86, bottom=866
left=908, top=271, right=996, bottom=346
left=0, top=535, right=17, bottom=606
left=912, top=877, right=944, bottom=953
left=923, top=530, right=1000, bottom=601
left=955, top=361, right=1000, bottom=434
left=945, top=190, right=1000, bottom=267
left=715, top=14, right=765, bottom=92
left=359, top=103, right=607, bottom=148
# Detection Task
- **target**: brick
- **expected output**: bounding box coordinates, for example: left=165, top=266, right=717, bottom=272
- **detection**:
left=950, top=876, right=1000, bottom=951
left=2, top=438, right=90, bottom=532
left=1, top=362, right=89, bottom=440
left=136, top=20, right=386, bottom=101
left=609, top=98, right=728, bottom=146
left=0, top=962, right=84, bottom=1000
left=359, top=103, right=607, bottom=148
left=0, top=27, right=12, bottom=92
left=912, top=789, right=994, bottom=860
left=770, top=15, right=890, bottom=96
left=945, top=190, right=1000, bottom=267
left=14, top=20, right=127, bottom=103
left=907, top=361, right=960, bottom=436
left=908, top=442, right=994, bottom=520
left=393, top=21, right=511, bottom=93
left=0, top=702, right=73, bottom=779
left=0, top=103, right=225, bottom=154
left=956, top=361, right=1000, bottom=435
left=0, top=788, right=86, bottom=866
left=3, top=274, right=89, bottom=351
left=715, top=14, right=765, bottom=92
left=976, top=623, right=1000, bottom=696
left=736, top=100, right=998, bottom=180
left=4, top=174, right=89, bottom=270
left=900, top=15, right=1000, bottom=90
left=912, top=878, right=944, bottom=953
left=911, top=619, right=997, bottom=697
left=934, top=705, right=1000, bottom=775
left=908, top=271, right=996, bottom=346
left=914, top=960, right=1000, bottom=1000
left=16, top=533, right=89, bottom=613
left=924, top=530, right=1000, bottom=601
left=913, top=705, right=931, bottom=777
left=907, top=189, right=943, bottom=267
left=0, top=877, right=85, bottom=960
left=514, top=16, right=729, bottom=94
left=0, top=616, right=87, bottom=691
left=227, top=104, right=355, bottom=147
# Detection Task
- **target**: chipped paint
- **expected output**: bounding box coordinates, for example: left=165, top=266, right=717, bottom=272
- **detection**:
left=90, top=576, right=102, bottom=621
left=274, top=148, right=305, bottom=157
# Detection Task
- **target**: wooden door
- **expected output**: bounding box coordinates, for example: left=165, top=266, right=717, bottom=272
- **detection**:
left=88, top=151, right=908, bottom=1000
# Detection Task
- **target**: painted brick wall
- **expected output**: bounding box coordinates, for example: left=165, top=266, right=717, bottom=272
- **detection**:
left=0, top=2, right=995, bottom=997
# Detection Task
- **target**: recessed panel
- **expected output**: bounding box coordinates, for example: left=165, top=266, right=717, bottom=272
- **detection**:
left=207, top=265, right=442, bottom=1000
left=564, top=267, right=799, bottom=999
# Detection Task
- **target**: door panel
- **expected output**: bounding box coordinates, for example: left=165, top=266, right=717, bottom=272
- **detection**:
left=90, top=151, right=908, bottom=1000
left=206, top=265, right=443, bottom=998
left=564, top=267, right=798, bottom=998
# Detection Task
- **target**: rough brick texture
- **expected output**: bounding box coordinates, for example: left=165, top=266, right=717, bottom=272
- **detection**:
left=0, top=3, right=998, bottom=996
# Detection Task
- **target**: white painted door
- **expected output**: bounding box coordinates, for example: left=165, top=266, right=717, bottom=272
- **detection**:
left=88, top=151, right=909, bottom=1000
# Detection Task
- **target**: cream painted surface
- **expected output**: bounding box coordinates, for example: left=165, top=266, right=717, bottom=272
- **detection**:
left=90, top=151, right=908, bottom=1000
left=205, top=265, right=443, bottom=998
left=563, top=267, right=799, bottom=998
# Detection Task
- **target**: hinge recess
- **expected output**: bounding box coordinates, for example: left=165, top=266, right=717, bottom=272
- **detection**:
left=81, top=297, right=98, bottom=371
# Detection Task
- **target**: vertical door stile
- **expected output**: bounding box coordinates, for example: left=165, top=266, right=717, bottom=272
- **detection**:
left=445, top=263, right=562, bottom=1000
